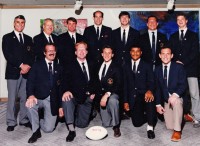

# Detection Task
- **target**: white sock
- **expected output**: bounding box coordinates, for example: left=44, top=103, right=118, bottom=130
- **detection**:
left=147, top=125, right=153, bottom=131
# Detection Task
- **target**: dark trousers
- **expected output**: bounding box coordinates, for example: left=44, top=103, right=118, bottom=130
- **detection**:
left=62, top=96, right=93, bottom=128
left=130, top=95, right=157, bottom=127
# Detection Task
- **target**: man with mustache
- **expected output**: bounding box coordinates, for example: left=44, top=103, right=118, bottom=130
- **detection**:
left=26, top=44, right=63, bottom=143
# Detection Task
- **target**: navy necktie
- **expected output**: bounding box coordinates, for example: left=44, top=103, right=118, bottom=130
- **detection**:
left=49, top=36, right=53, bottom=44
left=19, top=33, right=23, bottom=44
left=122, top=29, right=126, bottom=46
left=82, top=62, right=88, bottom=82
left=164, top=66, right=167, bottom=87
left=97, top=27, right=100, bottom=40
left=72, top=35, right=75, bottom=44
left=180, top=30, right=184, bottom=41
left=152, top=32, right=156, bottom=61
left=133, top=61, right=136, bottom=74
left=101, top=64, right=106, bottom=80
left=48, top=63, right=53, bottom=88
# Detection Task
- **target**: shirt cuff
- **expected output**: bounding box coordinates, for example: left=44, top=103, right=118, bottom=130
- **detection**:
left=106, top=92, right=111, bottom=97
left=172, top=93, right=179, bottom=98
left=156, top=104, right=161, bottom=107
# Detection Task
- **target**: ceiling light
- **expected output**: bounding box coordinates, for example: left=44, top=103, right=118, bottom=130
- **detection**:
left=74, top=0, right=83, bottom=10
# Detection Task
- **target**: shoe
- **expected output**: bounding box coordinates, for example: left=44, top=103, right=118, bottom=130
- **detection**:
left=19, top=122, right=32, bottom=129
left=193, top=120, right=200, bottom=128
left=66, top=131, right=76, bottom=142
left=28, top=128, right=41, bottom=143
left=184, top=114, right=193, bottom=122
left=113, top=127, right=121, bottom=137
left=171, top=131, right=181, bottom=142
left=147, top=130, right=155, bottom=139
left=7, top=126, right=16, bottom=132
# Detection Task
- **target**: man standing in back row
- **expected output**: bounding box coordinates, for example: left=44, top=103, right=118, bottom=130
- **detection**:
left=2, top=15, right=34, bottom=131
left=112, top=11, right=140, bottom=119
left=84, top=10, right=112, bottom=64
left=169, top=13, right=200, bottom=127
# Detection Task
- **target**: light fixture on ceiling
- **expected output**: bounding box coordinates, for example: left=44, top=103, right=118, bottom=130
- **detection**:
left=74, top=0, right=83, bottom=10
left=167, top=0, right=175, bottom=11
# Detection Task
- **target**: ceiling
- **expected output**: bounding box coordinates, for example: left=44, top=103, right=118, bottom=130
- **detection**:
left=0, top=0, right=199, bottom=6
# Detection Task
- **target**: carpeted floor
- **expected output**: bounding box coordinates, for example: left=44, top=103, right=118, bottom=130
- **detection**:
left=0, top=102, right=200, bottom=146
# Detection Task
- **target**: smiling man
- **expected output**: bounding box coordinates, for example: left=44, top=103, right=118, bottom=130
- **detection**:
left=2, top=15, right=34, bottom=132
left=33, top=18, right=59, bottom=61
left=96, top=45, right=122, bottom=137
left=26, top=44, right=63, bottom=143
left=155, top=46, right=187, bottom=142
left=123, top=46, right=157, bottom=139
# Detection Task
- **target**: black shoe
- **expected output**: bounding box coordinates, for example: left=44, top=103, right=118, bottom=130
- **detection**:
left=66, top=131, right=76, bottom=142
left=28, top=128, right=41, bottom=143
left=19, top=122, right=32, bottom=129
left=113, top=127, right=121, bottom=137
left=147, top=130, right=155, bottom=139
left=7, top=126, right=16, bottom=132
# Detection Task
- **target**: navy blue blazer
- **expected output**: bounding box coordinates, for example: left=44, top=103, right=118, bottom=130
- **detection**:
left=83, top=25, right=112, bottom=63
left=33, top=32, right=58, bottom=61
left=123, top=59, right=154, bottom=108
left=57, top=31, right=85, bottom=68
left=2, top=31, right=34, bottom=79
left=155, top=62, right=187, bottom=105
left=140, top=31, right=168, bottom=66
left=96, top=61, right=122, bottom=97
left=111, top=27, right=140, bottom=65
left=61, top=59, right=97, bottom=104
left=26, top=59, right=62, bottom=116
left=169, top=29, right=199, bottom=77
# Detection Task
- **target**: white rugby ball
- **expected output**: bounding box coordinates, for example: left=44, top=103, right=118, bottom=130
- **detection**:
left=85, top=126, right=108, bottom=140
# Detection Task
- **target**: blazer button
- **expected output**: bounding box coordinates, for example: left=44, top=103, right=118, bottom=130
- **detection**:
left=134, top=95, right=136, bottom=98
left=135, top=88, right=137, bottom=90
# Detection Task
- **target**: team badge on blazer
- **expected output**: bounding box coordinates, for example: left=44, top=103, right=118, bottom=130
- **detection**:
left=57, top=80, right=60, bottom=85
left=27, top=46, right=31, bottom=51
left=107, top=78, right=113, bottom=85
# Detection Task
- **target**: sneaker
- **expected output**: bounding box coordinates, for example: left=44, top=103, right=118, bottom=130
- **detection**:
left=193, top=120, right=200, bottom=128
left=184, top=114, right=193, bottom=122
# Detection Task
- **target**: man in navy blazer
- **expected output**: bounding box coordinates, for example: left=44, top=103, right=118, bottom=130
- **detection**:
left=2, top=15, right=34, bottom=132
left=112, top=11, right=140, bottom=66
left=33, top=18, right=59, bottom=62
left=58, top=17, right=85, bottom=69
left=123, top=46, right=157, bottom=139
left=61, top=41, right=97, bottom=142
left=155, top=47, right=187, bottom=142
left=84, top=10, right=112, bottom=64
left=112, top=11, right=140, bottom=120
left=96, top=46, right=122, bottom=137
left=169, top=13, right=200, bottom=127
left=140, top=15, right=168, bottom=68
left=26, top=44, right=63, bottom=143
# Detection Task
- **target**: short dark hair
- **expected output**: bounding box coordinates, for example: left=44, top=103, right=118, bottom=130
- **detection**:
left=130, top=45, right=141, bottom=51
left=160, top=45, right=172, bottom=53
left=147, top=15, right=158, bottom=23
left=44, top=43, right=57, bottom=52
left=14, top=15, right=26, bottom=21
left=176, top=12, right=188, bottom=20
left=93, top=10, right=104, bottom=18
left=101, top=45, right=113, bottom=53
left=119, top=11, right=130, bottom=19
left=67, top=17, right=77, bottom=24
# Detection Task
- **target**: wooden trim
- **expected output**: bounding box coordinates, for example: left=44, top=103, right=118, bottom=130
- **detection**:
left=1, top=4, right=200, bottom=9
left=0, top=98, right=8, bottom=102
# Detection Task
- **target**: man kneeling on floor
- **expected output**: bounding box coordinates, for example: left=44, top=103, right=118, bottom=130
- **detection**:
left=155, top=47, right=187, bottom=142
left=26, top=44, right=63, bottom=143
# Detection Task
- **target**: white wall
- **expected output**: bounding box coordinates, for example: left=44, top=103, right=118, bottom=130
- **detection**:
left=0, top=8, right=199, bottom=98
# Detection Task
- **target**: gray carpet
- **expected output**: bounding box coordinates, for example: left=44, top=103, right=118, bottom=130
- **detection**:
left=0, top=102, right=200, bottom=146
